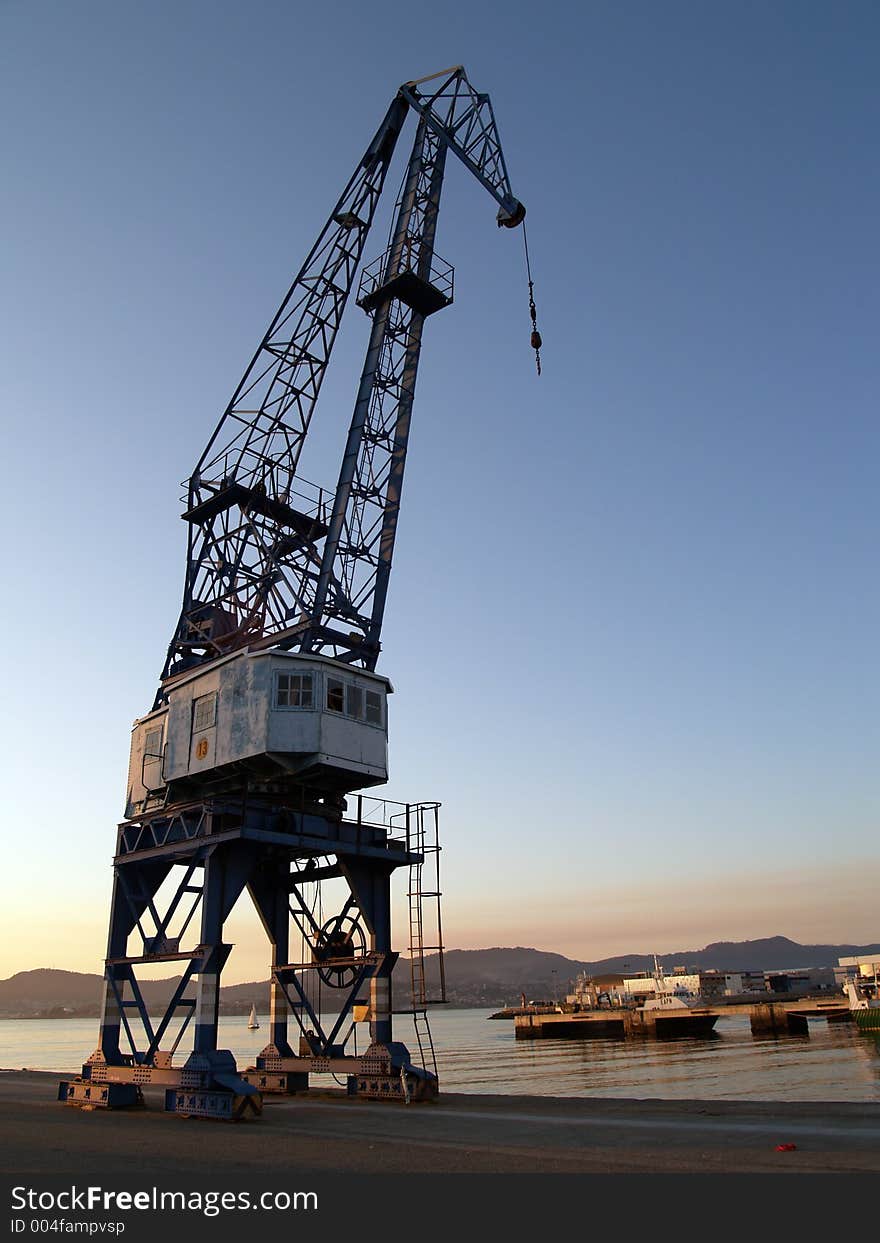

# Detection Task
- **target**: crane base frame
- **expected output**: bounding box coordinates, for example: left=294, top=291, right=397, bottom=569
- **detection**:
left=57, top=1080, right=144, bottom=1111
left=61, top=794, right=439, bottom=1121
left=164, top=1087, right=262, bottom=1121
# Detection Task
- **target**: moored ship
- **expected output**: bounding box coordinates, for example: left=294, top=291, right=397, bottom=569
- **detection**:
left=839, top=956, right=880, bottom=1032
left=638, top=989, right=718, bottom=1036
left=636, top=957, right=718, bottom=1036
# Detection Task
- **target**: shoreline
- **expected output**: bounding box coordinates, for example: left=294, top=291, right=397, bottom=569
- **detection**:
left=2, top=1069, right=879, bottom=1175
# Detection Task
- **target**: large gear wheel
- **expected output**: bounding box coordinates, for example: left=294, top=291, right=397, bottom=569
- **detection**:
left=313, top=913, right=367, bottom=988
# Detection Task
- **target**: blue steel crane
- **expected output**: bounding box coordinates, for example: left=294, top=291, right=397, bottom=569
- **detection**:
left=59, top=67, right=533, bottom=1121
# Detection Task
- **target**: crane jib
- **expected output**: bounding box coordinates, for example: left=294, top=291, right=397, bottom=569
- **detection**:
left=159, top=66, right=527, bottom=695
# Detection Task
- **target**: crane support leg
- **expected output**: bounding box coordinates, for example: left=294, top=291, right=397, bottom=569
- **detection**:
left=248, top=859, right=295, bottom=1059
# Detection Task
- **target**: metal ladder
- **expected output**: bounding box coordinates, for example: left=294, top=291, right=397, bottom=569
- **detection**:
left=404, top=802, right=445, bottom=1078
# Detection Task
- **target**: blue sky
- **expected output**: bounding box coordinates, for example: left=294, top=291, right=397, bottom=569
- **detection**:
left=1, top=0, right=877, bottom=980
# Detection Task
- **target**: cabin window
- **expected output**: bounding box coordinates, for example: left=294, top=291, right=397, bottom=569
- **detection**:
left=144, top=727, right=163, bottom=758
left=326, top=678, right=345, bottom=713
left=365, top=689, right=382, bottom=726
left=192, top=693, right=217, bottom=731
left=142, top=723, right=165, bottom=794
left=345, top=684, right=364, bottom=720
left=275, top=672, right=314, bottom=709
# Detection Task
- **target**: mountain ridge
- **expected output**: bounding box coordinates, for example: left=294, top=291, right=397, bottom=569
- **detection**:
left=1, top=936, right=877, bottom=1015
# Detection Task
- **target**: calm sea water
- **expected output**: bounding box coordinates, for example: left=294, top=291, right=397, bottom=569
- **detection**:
left=2, top=1009, right=879, bottom=1101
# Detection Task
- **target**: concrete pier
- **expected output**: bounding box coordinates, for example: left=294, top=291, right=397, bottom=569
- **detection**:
left=746, top=1000, right=853, bottom=1036
left=515, top=998, right=850, bottom=1040
left=749, top=1003, right=808, bottom=1036
left=515, top=1011, right=626, bottom=1039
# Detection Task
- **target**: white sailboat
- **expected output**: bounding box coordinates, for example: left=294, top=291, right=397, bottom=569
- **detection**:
left=247, top=1004, right=260, bottom=1030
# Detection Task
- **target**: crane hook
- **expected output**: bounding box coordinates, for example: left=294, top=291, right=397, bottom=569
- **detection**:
left=523, top=224, right=542, bottom=376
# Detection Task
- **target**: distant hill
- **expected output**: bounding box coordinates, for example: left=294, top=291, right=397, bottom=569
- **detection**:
left=0, top=969, right=275, bottom=1018
left=585, top=936, right=880, bottom=976
left=1, top=937, right=877, bottom=1016
left=0, top=969, right=188, bottom=1018
left=434, top=947, right=587, bottom=1006
left=0, top=969, right=102, bottom=1009
left=417, top=938, right=880, bottom=1006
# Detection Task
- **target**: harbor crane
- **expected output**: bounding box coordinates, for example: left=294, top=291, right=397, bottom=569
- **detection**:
left=59, top=67, right=534, bottom=1120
